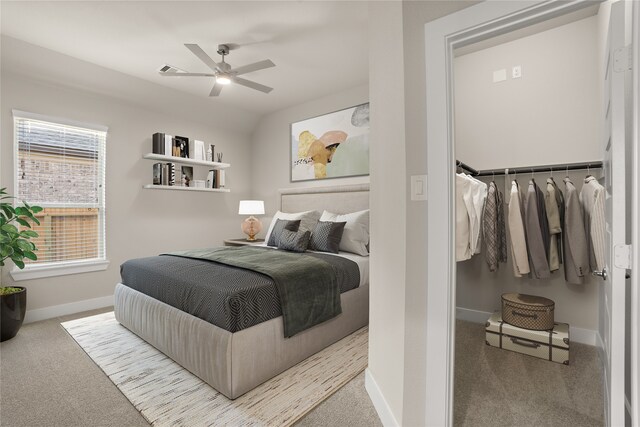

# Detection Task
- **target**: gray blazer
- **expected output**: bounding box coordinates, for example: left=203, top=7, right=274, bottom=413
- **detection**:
left=563, top=178, right=590, bottom=284
left=525, top=181, right=551, bottom=279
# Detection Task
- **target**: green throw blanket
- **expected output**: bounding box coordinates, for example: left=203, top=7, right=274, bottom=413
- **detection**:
left=167, top=247, right=341, bottom=337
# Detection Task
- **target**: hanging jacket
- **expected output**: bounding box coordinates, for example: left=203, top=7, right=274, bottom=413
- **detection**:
left=563, top=178, right=590, bottom=284
left=580, top=176, right=606, bottom=271
left=545, top=179, right=561, bottom=272
left=508, top=181, right=530, bottom=277
left=525, top=180, right=551, bottom=279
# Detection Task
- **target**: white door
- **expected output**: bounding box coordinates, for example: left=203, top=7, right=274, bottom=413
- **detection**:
left=600, top=2, right=630, bottom=426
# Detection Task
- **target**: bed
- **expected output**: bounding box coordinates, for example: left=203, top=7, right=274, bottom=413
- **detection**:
left=114, top=184, right=369, bottom=399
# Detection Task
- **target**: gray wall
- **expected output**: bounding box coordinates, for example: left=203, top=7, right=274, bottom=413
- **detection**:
left=453, top=17, right=601, bottom=332
left=454, top=16, right=600, bottom=170
left=249, top=84, right=369, bottom=234
left=0, top=39, right=253, bottom=314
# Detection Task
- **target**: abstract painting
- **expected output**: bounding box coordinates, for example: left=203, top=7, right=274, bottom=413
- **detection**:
left=291, top=103, right=369, bottom=182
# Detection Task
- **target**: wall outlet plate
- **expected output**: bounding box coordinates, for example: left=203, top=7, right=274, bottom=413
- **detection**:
left=512, top=65, right=522, bottom=78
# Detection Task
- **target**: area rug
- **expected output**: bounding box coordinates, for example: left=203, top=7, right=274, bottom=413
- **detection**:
left=62, top=312, right=368, bottom=427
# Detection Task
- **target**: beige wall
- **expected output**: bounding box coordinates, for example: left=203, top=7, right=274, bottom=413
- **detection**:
left=454, top=16, right=600, bottom=170
left=367, top=2, right=406, bottom=425
left=0, top=40, right=253, bottom=314
left=400, top=2, right=477, bottom=426
left=453, top=17, right=601, bottom=332
left=249, top=84, right=369, bottom=234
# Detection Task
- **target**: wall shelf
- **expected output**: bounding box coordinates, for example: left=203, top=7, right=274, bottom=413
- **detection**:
left=143, top=153, right=230, bottom=169
left=142, top=184, right=230, bottom=193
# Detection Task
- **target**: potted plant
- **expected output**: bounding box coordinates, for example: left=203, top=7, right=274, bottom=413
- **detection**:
left=1, top=187, right=42, bottom=342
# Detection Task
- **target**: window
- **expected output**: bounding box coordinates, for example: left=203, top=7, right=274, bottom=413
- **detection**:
left=12, top=111, right=108, bottom=280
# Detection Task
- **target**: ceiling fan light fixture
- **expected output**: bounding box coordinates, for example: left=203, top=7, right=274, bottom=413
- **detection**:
left=216, top=75, right=231, bottom=85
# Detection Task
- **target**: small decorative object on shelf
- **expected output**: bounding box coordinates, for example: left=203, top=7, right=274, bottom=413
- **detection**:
left=181, top=166, right=193, bottom=187
left=217, top=152, right=223, bottom=162
left=238, top=200, right=265, bottom=241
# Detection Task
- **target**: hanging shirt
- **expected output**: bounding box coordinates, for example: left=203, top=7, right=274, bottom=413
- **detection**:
left=455, top=174, right=473, bottom=261
left=508, top=181, right=530, bottom=277
left=470, top=178, right=488, bottom=254
left=580, top=175, right=606, bottom=271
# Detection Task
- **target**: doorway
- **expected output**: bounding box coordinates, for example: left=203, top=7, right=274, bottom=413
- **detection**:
left=423, top=1, right=635, bottom=425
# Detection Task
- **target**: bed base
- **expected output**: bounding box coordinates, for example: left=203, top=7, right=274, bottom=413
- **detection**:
left=114, top=282, right=369, bottom=399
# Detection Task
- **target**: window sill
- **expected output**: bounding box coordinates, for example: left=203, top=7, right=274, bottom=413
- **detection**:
left=10, top=259, right=110, bottom=281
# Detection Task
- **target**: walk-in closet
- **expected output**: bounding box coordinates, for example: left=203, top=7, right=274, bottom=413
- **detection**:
left=451, top=4, right=628, bottom=425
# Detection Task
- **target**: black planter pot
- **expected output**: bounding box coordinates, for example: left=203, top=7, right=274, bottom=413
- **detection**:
left=1, top=287, right=27, bottom=342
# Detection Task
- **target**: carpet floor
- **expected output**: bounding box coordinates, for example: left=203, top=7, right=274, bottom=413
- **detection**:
left=0, top=307, right=381, bottom=427
left=454, top=319, right=604, bottom=427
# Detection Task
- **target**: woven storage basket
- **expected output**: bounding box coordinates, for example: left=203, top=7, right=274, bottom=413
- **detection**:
left=501, top=293, right=555, bottom=330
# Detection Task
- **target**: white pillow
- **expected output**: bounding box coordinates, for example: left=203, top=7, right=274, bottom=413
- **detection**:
left=320, top=209, right=369, bottom=256
left=264, top=210, right=321, bottom=245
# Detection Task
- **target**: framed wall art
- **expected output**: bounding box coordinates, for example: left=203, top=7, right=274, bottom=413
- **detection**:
left=291, top=102, right=369, bottom=182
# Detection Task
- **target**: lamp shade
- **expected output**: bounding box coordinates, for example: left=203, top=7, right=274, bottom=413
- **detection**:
left=238, top=200, right=265, bottom=215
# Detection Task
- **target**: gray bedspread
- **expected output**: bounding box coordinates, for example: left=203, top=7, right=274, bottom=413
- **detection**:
left=119, top=247, right=359, bottom=335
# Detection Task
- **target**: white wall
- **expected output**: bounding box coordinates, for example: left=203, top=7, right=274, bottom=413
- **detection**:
left=454, top=16, right=600, bottom=170
left=453, top=16, right=601, bottom=334
left=249, top=84, right=369, bottom=232
left=0, top=38, right=254, bottom=316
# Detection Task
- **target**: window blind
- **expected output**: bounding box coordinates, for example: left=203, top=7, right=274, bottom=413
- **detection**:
left=14, top=112, right=107, bottom=266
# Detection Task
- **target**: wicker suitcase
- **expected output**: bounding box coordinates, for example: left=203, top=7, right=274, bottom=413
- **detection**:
left=502, top=293, right=555, bottom=330
left=485, top=312, right=569, bottom=365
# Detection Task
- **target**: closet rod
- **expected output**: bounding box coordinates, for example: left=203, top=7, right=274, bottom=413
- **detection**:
left=473, top=161, right=603, bottom=177
left=455, top=160, right=479, bottom=175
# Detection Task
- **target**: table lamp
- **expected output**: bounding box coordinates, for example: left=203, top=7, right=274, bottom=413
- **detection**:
left=238, top=200, right=265, bottom=241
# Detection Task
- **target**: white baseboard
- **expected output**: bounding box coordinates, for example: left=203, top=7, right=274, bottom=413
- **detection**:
left=24, top=295, right=114, bottom=324
left=455, top=306, right=598, bottom=346
left=365, top=368, right=399, bottom=427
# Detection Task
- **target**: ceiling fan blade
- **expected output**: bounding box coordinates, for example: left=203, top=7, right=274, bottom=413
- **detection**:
left=209, top=82, right=223, bottom=97
left=233, top=77, right=273, bottom=94
left=159, top=72, right=216, bottom=77
left=231, top=59, right=275, bottom=76
left=184, top=44, right=222, bottom=72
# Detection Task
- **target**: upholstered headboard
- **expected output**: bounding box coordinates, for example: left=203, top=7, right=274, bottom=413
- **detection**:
left=279, top=184, right=369, bottom=214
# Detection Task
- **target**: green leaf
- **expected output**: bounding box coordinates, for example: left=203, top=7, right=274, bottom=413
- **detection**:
left=31, top=217, right=41, bottom=226
left=14, top=207, right=29, bottom=216
left=0, top=235, right=10, bottom=243
left=0, top=245, right=13, bottom=258
left=23, top=251, right=37, bottom=261
left=15, top=239, right=33, bottom=251
left=31, top=206, right=43, bottom=214
left=20, top=230, right=38, bottom=238
left=0, top=224, right=18, bottom=234
left=1, top=204, right=15, bottom=218
left=12, top=259, right=25, bottom=269
left=15, top=218, right=31, bottom=228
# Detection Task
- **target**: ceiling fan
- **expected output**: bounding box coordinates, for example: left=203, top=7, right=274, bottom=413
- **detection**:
left=159, top=44, right=275, bottom=96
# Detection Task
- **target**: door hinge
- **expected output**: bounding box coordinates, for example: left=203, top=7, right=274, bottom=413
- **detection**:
left=613, top=45, right=632, bottom=72
left=614, top=244, right=632, bottom=269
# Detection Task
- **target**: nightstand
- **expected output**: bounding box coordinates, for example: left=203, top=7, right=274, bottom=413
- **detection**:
left=223, top=238, right=265, bottom=247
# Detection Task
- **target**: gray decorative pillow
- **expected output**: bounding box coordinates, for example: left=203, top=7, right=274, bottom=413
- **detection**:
left=309, top=221, right=346, bottom=254
left=277, top=229, right=311, bottom=253
left=267, top=219, right=301, bottom=247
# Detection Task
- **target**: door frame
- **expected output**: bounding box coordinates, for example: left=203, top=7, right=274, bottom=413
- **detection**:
left=424, top=1, right=618, bottom=425
left=632, top=0, right=639, bottom=423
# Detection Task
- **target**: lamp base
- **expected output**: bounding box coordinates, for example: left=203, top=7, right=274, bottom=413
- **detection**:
left=241, top=216, right=263, bottom=241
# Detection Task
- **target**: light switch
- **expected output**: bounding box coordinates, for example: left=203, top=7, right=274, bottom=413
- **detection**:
left=493, top=69, right=507, bottom=83
left=411, top=175, right=427, bottom=201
